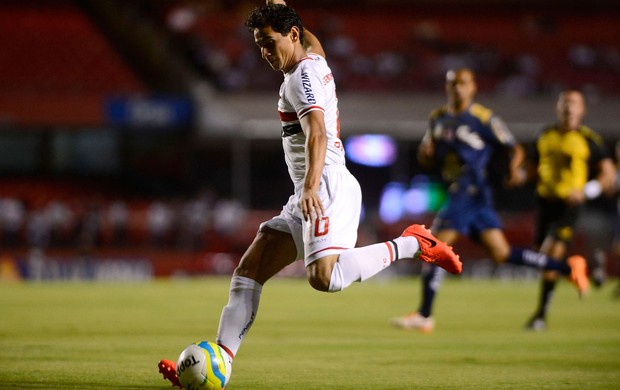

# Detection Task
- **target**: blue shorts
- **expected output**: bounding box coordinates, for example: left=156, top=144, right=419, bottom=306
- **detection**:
left=432, top=192, right=502, bottom=241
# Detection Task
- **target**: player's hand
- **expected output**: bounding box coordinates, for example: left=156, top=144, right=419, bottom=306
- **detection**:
left=505, top=167, right=526, bottom=188
left=417, top=140, right=435, bottom=168
left=566, top=189, right=586, bottom=206
left=419, top=140, right=434, bottom=159
left=299, top=188, right=324, bottom=222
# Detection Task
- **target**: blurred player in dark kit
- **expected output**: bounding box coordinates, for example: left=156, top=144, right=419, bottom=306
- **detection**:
left=391, top=69, right=591, bottom=332
left=524, top=89, right=615, bottom=330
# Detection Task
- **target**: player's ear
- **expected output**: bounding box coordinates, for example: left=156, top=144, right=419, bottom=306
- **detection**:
left=470, top=78, right=478, bottom=95
left=289, top=26, right=300, bottom=43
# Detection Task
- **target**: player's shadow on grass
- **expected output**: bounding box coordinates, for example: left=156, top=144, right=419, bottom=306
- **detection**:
left=0, top=382, right=165, bottom=389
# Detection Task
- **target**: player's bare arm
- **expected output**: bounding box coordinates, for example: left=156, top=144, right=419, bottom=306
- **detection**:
left=417, top=134, right=436, bottom=169
left=596, top=157, right=617, bottom=194
left=506, top=144, right=526, bottom=187
left=300, top=110, right=327, bottom=221
left=302, top=29, right=326, bottom=58
left=566, top=157, right=615, bottom=206
left=266, top=0, right=326, bottom=58
left=565, top=188, right=586, bottom=206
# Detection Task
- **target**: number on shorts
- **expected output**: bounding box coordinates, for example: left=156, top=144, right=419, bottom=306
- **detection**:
left=314, top=216, right=330, bottom=237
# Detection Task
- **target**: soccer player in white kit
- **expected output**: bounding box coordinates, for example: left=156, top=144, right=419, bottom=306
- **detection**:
left=159, top=1, right=462, bottom=386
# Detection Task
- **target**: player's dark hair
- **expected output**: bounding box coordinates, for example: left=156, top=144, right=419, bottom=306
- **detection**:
left=447, top=67, right=476, bottom=81
left=561, top=88, right=584, bottom=98
left=245, top=4, right=305, bottom=45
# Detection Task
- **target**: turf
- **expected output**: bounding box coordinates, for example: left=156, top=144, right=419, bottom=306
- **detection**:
left=1, top=276, right=619, bottom=389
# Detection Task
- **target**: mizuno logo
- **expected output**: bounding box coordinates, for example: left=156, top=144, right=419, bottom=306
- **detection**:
left=239, top=311, right=256, bottom=339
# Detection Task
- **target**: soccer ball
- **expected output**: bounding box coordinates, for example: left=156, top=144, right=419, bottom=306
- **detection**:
left=176, top=341, right=232, bottom=390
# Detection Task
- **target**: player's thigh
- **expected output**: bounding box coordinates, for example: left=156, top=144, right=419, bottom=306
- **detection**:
left=235, top=227, right=298, bottom=284
left=303, top=166, right=361, bottom=265
left=434, top=229, right=460, bottom=246
left=479, top=228, right=510, bottom=262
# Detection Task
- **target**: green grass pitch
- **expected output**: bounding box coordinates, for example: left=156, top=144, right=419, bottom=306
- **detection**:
left=1, top=276, right=619, bottom=389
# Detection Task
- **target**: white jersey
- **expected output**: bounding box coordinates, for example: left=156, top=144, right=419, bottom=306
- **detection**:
left=261, top=53, right=361, bottom=264
left=278, top=53, right=345, bottom=186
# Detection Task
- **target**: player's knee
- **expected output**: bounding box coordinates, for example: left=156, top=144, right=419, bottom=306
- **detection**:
left=234, top=264, right=257, bottom=281
left=489, top=244, right=511, bottom=263
left=308, top=276, right=330, bottom=292
left=542, top=270, right=560, bottom=281
left=233, top=255, right=261, bottom=281
left=491, top=249, right=509, bottom=263
left=305, top=262, right=333, bottom=292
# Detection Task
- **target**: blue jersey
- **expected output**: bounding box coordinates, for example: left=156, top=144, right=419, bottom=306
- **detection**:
left=427, top=102, right=516, bottom=195
left=425, top=103, right=517, bottom=237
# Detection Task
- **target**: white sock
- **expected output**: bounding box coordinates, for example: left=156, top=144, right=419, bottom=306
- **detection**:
left=391, top=236, right=421, bottom=259
left=215, top=276, right=262, bottom=358
left=328, top=238, right=419, bottom=292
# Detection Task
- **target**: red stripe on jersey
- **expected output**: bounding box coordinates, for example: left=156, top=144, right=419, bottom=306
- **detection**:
left=279, top=111, right=298, bottom=122
left=384, top=242, right=395, bottom=263
left=299, top=105, right=324, bottom=118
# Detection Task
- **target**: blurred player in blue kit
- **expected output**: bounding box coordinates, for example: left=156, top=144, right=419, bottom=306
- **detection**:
left=159, top=1, right=462, bottom=386
left=391, top=68, right=591, bottom=332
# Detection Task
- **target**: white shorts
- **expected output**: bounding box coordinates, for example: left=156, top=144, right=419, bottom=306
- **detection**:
left=260, top=164, right=362, bottom=266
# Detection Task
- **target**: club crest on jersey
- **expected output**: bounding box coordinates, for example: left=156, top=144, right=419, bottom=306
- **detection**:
left=433, top=124, right=454, bottom=142
left=300, top=71, right=316, bottom=104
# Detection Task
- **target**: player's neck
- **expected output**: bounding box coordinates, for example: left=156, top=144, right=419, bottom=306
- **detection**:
left=283, top=47, right=308, bottom=73
left=448, top=101, right=471, bottom=114
left=558, top=121, right=580, bottom=132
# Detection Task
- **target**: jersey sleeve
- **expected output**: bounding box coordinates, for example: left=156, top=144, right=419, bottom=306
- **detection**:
left=470, top=103, right=516, bottom=147
left=531, top=126, right=551, bottom=164
left=586, top=130, right=610, bottom=166
left=488, top=115, right=517, bottom=147
left=425, top=107, right=444, bottom=142
left=286, top=60, right=326, bottom=119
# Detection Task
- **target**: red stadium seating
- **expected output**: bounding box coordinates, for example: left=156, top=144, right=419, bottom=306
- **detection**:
left=0, top=1, right=145, bottom=126
left=192, top=4, right=620, bottom=94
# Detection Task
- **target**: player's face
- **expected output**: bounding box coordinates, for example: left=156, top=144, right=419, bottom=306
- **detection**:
left=254, top=25, right=299, bottom=72
left=445, top=69, right=476, bottom=110
left=556, top=91, right=585, bottom=130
